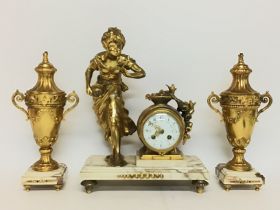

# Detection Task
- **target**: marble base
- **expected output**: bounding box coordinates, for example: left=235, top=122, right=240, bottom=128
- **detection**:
left=22, top=163, right=67, bottom=191
left=216, top=163, right=265, bottom=191
left=80, top=155, right=209, bottom=193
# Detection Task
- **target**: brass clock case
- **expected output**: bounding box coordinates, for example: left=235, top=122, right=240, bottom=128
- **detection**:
left=137, top=104, right=185, bottom=155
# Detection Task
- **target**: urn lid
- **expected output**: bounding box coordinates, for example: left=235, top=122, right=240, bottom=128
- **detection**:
left=221, top=53, right=258, bottom=95
left=35, top=51, right=57, bottom=74
left=230, top=53, right=252, bottom=75
left=27, top=51, right=64, bottom=94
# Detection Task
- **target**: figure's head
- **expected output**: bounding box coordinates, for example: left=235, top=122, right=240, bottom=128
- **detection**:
left=101, top=27, right=125, bottom=57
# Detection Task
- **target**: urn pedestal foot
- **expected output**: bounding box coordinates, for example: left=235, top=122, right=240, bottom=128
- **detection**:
left=80, top=155, right=209, bottom=193
left=216, top=163, right=265, bottom=191
left=225, top=148, right=252, bottom=172
left=21, top=163, right=66, bottom=191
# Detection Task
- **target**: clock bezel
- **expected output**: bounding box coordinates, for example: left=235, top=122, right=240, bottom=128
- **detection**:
left=137, top=104, right=185, bottom=155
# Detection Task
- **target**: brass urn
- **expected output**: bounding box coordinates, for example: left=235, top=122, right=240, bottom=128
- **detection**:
left=12, top=52, right=79, bottom=172
left=207, top=53, right=272, bottom=172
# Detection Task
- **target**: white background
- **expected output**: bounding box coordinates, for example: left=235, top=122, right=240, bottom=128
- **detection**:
left=0, top=0, right=279, bottom=210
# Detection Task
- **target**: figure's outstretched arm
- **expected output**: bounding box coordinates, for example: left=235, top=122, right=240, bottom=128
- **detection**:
left=121, top=56, right=146, bottom=79
left=85, top=58, right=98, bottom=95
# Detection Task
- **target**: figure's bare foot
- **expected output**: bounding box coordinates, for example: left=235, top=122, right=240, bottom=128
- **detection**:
left=105, top=154, right=127, bottom=167
left=104, top=131, right=111, bottom=141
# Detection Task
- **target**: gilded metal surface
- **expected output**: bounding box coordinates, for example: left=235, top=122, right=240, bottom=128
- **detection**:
left=137, top=85, right=195, bottom=157
left=12, top=52, right=79, bottom=172
left=208, top=53, right=272, bottom=172
left=140, top=154, right=184, bottom=160
left=85, top=27, right=146, bottom=166
left=117, top=173, right=164, bottom=179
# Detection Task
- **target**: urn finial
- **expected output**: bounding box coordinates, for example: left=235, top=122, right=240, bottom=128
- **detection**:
left=43, top=51, right=49, bottom=63
left=35, top=51, right=56, bottom=73
left=238, top=53, right=244, bottom=64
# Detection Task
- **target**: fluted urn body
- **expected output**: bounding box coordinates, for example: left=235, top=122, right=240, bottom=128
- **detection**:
left=208, top=53, right=272, bottom=171
left=12, top=52, right=79, bottom=172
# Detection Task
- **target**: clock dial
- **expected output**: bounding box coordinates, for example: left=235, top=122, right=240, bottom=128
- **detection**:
left=143, top=113, right=181, bottom=150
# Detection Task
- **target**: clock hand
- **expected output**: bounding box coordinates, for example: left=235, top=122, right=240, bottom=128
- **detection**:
left=151, top=126, right=164, bottom=139
left=149, top=121, right=164, bottom=132
left=148, top=121, right=164, bottom=139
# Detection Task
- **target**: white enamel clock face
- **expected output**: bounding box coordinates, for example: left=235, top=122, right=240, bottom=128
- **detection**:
left=143, top=112, right=181, bottom=151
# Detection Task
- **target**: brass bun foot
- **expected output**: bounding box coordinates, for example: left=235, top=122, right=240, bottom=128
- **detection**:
left=81, top=180, right=97, bottom=194
left=105, top=154, right=127, bottom=167
left=219, top=181, right=232, bottom=191
left=216, top=163, right=265, bottom=191
left=255, top=185, right=262, bottom=191
left=24, top=185, right=31, bottom=191
left=192, top=180, right=208, bottom=193
left=55, top=184, right=63, bottom=191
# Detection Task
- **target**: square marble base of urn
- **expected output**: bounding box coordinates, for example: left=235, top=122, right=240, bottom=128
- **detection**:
left=216, top=163, right=265, bottom=191
left=80, top=155, right=209, bottom=193
left=21, top=163, right=67, bottom=191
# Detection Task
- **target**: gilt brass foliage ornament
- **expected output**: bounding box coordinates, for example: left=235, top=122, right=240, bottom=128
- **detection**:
left=12, top=52, right=79, bottom=172
left=85, top=27, right=146, bottom=167
left=208, top=53, right=272, bottom=172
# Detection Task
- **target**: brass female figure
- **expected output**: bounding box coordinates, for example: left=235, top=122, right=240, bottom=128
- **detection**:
left=85, top=27, right=146, bottom=166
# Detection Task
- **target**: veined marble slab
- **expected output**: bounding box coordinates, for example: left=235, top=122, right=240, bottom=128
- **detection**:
left=216, top=163, right=265, bottom=191
left=80, top=155, right=209, bottom=193
left=22, top=163, right=67, bottom=191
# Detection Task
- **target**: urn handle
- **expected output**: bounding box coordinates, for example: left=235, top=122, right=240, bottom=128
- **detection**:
left=63, top=91, right=79, bottom=119
left=207, top=91, right=223, bottom=121
left=12, top=90, right=29, bottom=120
left=257, top=91, right=272, bottom=119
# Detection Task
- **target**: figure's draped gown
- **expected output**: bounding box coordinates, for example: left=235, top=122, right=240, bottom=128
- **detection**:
left=93, top=76, right=136, bottom=145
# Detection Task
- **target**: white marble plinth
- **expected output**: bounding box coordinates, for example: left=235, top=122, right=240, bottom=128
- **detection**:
left=136, top=155, right=193, bottom=167
left=216, top=163, right=265, bottom=191
left=22, top=163, right=67, bottom=191
left=80, top=155, right=209, bottom=193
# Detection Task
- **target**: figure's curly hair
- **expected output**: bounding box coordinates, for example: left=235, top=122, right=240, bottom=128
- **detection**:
left=101, top=27, right=126, bottom=50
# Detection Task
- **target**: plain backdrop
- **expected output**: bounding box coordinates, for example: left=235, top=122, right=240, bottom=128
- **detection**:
left=0, top=0, right=279, bottom=210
